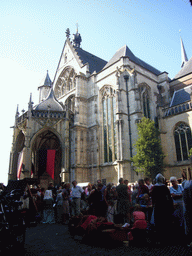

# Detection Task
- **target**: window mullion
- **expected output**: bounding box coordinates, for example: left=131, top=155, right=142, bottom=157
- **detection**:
left=185, top=130, right=189, bottom=156
left=179, top=133, right=184, bottom=161
left=106, top=97, right=109, bottom=162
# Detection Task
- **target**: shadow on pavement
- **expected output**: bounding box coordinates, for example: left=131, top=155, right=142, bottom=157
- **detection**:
left=23, top=223, right=192, bottom=256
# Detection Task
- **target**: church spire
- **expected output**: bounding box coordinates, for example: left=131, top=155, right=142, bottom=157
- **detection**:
left=180, top=36, right=188, bottom=68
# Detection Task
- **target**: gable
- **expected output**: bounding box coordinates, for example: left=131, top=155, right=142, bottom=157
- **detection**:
left=103, top=45, right=161, bottom=76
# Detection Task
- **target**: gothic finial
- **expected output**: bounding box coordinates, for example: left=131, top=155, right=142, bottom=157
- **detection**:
left=15, top=104, right=19, bottom=117
left=65, top=28, right=70, bottom=39
left=73, top=25, right=82, bottom=48
left=29, top=93, right=32, bottom=103
left=28, top=93, right=34, bottom=110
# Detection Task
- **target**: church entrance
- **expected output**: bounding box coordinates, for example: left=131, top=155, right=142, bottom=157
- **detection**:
left=32, top=130, right=62, bottom=189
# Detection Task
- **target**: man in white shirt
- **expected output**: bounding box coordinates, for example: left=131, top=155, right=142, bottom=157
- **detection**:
left=71, top=180, right=84, bottom=216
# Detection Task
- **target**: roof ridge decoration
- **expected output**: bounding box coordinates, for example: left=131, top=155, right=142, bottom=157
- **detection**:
left=65, top=28, right=70, bottom=39
left=73, top=23, right=82, bottom=48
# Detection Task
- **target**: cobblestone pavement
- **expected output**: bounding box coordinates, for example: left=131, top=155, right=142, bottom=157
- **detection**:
left=23, top=223, right=192, bottom=256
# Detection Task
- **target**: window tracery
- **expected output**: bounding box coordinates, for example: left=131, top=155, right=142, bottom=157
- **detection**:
left=174, top=123, right=192, bottom=161
left=55, top=67, right=76, bottom=98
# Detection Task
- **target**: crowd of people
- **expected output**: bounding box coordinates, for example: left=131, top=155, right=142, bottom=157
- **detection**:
left=18, top=173, right=192, bottom=246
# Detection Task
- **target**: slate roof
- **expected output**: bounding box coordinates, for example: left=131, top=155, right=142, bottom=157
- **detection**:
left=44, top=71, right=52, bottom=87
left=173, top=57, right=192, bottom=80
left=170, top=85, right=192, bottom=107
left=103, top=45, right=162, bottom=76
left=39, top=71, right=52, bottom=87
left=74, top=46, right=107, bottom=74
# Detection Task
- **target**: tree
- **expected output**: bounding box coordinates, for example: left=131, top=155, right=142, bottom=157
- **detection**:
left=132, top=117, right=165, bottom=180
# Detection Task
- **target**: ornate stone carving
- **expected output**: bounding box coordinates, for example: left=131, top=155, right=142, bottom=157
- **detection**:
left=55, top=67, right=77, bottom=98
left=35, top=118, right=63, bottom=128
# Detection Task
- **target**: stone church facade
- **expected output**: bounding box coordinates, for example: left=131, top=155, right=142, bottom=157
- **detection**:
left=8, top=29, right=192, bottom=187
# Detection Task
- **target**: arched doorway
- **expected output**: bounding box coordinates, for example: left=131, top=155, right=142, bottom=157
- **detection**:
left=32, top=130, right=62, bottom=189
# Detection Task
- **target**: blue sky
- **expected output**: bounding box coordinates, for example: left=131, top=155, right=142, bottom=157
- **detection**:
left=0, top=0, right=191, bottom=185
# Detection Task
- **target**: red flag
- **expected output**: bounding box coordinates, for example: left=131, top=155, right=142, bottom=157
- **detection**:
left=46, top=150, right=56, bottom=180
left=17, top=150, right=24, bottom=180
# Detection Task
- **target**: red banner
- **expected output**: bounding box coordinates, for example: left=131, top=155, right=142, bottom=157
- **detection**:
left=46, top=150, right=56, bottom=180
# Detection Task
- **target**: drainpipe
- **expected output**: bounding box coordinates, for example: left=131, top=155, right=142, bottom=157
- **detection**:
left=124, top=75, right=133, bottom=161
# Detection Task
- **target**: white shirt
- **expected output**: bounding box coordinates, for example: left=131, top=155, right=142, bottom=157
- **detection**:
left=72, top=186, right=84, bottom=198
left=170, top=184, right=183, bottom=204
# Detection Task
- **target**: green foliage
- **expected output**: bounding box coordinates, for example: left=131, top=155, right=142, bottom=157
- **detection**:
left=132, top=117, right=165, bottom=179
left=189, top=147, right=192, bottom=158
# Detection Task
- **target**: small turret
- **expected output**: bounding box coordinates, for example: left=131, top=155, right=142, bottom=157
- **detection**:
left=38, top=71, right=52, bottom=103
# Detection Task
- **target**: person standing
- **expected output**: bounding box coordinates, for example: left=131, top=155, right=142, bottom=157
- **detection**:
left=71, top=180, right=84, bottom=217
left=104, top=183, right=117, bottom=223
left=131, top=183, right=139, bottom=207
left=183, top=180, right=192, bottom=246
left=169, top=176, right=184, bottom=229
left=144, top=177, right=153, bottom=194
left=151, top=173, right=174, bottom=244
left=116, top=178, right=131, bottom=224
left=55, top=188, right=64, bottom=224
left=42, top=189, right=55, bottom=224
left=62, top=183, right=71, bottom=224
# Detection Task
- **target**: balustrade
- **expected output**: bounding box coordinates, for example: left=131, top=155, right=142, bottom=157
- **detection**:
left=164, top=101, right=192, bottom=117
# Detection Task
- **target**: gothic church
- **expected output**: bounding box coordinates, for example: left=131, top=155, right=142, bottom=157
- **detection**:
left=8, top=28, right=192, bottom=187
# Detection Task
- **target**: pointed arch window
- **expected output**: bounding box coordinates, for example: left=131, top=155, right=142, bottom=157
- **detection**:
left=174, top=123, right=192, bottom=161
left=139, top=85, right=151, bottom=119
left=54, top=67, right=76, bottom=98
left=102, top=88, right=117, bottom=163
